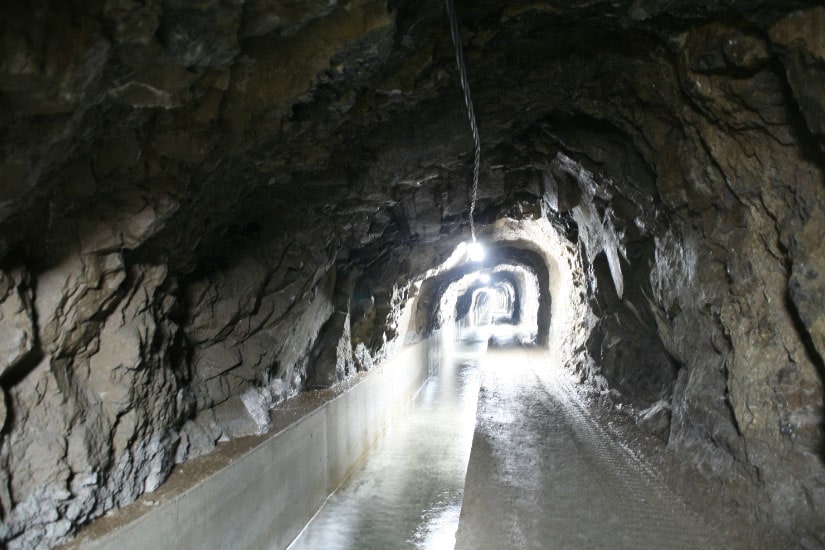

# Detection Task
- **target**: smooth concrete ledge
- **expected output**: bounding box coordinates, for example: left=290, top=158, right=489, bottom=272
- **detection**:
left=66, top=340, right=434, bottom=550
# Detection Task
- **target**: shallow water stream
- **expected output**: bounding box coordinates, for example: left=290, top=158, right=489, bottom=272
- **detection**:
left=288, top=341, right=484, bottom=550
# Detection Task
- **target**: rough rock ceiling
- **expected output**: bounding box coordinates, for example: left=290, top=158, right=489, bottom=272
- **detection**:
left=1, top=0, right=818, bottom=270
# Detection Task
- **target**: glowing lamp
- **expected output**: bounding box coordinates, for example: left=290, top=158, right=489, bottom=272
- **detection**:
left=467, top=241, right=485, bottom=262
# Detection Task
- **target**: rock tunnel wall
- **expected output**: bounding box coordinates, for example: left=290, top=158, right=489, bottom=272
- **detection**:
left=0, top=0, right=824, bottom=547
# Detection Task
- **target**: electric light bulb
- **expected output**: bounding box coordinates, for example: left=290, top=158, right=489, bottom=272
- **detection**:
left=467, top=241, right=485, bottom=262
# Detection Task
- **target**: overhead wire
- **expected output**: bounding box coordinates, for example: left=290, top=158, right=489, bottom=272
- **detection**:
left=445, top=0, right=481, bottom=242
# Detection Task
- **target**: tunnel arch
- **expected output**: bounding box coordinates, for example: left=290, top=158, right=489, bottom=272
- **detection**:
left=411, top=240, right=553, bottom=346
left=454, top=271, right=520, bottom=325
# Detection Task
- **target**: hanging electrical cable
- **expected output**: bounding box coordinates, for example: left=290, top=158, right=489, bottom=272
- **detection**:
left=445, top=0, right=481, bottom=243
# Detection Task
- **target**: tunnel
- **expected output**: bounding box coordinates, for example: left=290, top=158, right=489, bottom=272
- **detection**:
left=1, top=0, right=825, bottom=548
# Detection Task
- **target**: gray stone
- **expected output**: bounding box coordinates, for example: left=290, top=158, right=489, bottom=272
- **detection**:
left=638, top=399, right=672, bottom=441
left=0, top=268, right=35, bottom=380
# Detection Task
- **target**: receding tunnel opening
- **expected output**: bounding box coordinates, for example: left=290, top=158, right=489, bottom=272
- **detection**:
left=449, top=264, right=539, bottom=347
left=293, top=219, right=574, bottom=550
left=410, top=221, right=572, bottom=354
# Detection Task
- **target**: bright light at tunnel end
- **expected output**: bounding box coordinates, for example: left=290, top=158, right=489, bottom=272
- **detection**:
left=467, top=241, right=485, bottom=262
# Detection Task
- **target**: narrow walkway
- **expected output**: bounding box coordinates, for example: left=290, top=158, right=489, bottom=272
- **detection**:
left=456, top=348, right=722, bottom=550
left=288, top=342, right=483, bottom=549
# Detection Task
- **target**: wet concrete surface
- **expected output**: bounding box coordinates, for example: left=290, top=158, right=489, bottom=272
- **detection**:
left=456, top=347, right=724, bottom=550
left=288, top=342, right=484, bottom=550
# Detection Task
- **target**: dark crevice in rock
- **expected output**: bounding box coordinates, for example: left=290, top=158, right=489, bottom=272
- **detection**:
left=785, top=289, right=825, bottom=404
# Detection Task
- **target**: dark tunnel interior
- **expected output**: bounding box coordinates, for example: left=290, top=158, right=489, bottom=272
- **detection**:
left=0, top=0, right=824, bottom=547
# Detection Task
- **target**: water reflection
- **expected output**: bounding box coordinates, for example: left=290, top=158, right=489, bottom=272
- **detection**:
left=288, top=340, right=485, bottom=550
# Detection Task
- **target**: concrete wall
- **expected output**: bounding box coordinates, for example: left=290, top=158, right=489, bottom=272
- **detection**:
left=66, top=340, right=433, bottom=550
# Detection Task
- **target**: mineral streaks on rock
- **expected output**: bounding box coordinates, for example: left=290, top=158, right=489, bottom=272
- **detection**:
left=0, top=0, right=824, bottom=547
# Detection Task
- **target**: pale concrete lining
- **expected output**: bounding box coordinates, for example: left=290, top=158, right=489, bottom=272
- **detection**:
left=65, top=340, right=433, bottom=550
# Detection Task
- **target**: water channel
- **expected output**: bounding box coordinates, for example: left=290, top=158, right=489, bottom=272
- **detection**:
left=288, top=339, right=485, bottom=549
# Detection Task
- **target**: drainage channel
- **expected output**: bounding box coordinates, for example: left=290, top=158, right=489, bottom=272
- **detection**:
left=288, top=339, right=485, bottom=549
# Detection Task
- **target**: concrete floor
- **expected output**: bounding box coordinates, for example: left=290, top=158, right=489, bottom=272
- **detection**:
left=455, top=347, right=722, bottom=550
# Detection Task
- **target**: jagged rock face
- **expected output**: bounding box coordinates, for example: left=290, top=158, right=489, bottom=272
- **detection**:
left=1, top=0, right=824, bottom=547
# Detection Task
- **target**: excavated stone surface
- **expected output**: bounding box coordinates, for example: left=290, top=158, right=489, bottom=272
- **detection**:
left=0, top=0, right=824, bottom=547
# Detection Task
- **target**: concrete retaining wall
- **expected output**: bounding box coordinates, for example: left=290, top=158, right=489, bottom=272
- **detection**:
left=67, top=340, right=433, bottom=550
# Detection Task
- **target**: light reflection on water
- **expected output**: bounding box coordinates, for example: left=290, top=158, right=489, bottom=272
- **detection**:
left=288, top=340, right=485, bottom=550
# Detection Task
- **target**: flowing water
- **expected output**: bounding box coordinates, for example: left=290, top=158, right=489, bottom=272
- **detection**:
left=288, top=341, right=485, bottom=550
